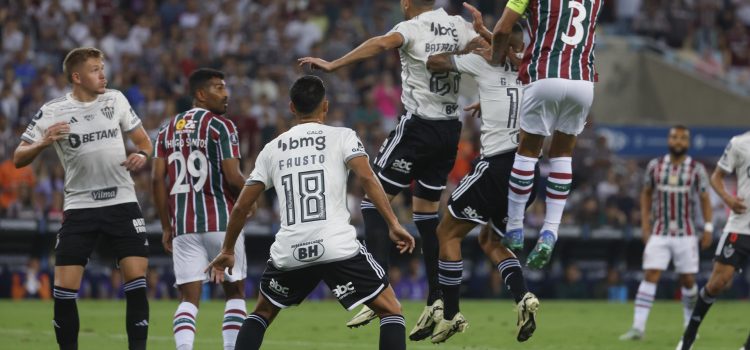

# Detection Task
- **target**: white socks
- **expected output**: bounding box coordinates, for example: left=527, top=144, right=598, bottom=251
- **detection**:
left=508, top=154, right=538, bottom=231
left=173, top=302, right=198, bottom=350
left=632, top=281, right=656, bottom=332
left=222, top=299, right=247, bottom=350
left=541, top=157, right=572, bottom=237
left=681, top=285, right=698, bottom=328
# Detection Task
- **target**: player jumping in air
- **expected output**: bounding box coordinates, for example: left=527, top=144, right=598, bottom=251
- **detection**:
left=490, top=0, right=602, bottom=268
left=298, top=0, right=485, bottom=339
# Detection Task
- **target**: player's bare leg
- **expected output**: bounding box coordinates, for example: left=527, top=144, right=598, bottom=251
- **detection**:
left=409, top=197, right=445, bottom=341
left=678, top=274, right=698, bottom=329
left=53, top=265, right=85, bottom=350
left=478, top=226, right=538, bottom=342
left=367, top=286, right=406, bottom=350
left=174, top=281, right=202, bottom=350
left=120, top=256, right=149, bottom=350
left=349, top=193, right=397, bottom=328
left=679, top=262, right=736, bottom=350
left=235, top=293, right=280, bottom=350
left=221, top=281, right=247, bottom=350
left=622, top=269, right=661, bottom=340
left=430, top=214, right=475, bottom=343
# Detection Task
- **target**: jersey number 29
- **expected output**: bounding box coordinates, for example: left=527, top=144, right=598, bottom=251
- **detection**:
left=168, top=151, right=208, bottom=194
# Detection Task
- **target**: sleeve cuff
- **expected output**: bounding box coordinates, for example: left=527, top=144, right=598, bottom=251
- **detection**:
left=506, top=0, right=529, bottom=14
left=345, top=152, right=368, bottom=164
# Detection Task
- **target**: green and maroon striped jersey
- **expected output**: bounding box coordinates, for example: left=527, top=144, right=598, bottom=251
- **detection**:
left=644, top=155, right=709, bottom=237
left=154, top=108, right=241, bottom=236
left=507, top=0, right=602, bottom=84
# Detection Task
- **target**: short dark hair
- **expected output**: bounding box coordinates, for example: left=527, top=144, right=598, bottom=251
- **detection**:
left=671, top=125, right=689, bottom=132
left=189, top=68, right=225, bottom=97
left=290, top=75, right=326, bottom=115
left=414, top=0, right=435, bottom=6
left=63, top=47, right=104, bottom=83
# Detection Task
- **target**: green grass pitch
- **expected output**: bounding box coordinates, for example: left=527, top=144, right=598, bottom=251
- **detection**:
left=0, top=299, right=746, bottom=349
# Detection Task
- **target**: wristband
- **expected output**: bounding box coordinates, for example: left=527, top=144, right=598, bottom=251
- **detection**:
left=704, top=222, right=714, bottom=232
left=135, top=150, right=149, bottom=159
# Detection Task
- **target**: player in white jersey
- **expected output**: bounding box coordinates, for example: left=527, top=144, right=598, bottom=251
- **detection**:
left=206, top=76, right=415, bottom=350
left=678, top=131, right=750, bottom=350
left=425, top=20, right=539, bottom=344
left=298, top=0, right=483, bottom=337
left=13, top=48, right=152, bottom=350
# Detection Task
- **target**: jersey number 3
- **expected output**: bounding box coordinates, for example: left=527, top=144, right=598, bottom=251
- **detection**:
left=168, top=151, right=208, bottom=194
left=561, top=1, right=587, bottom=46
left=281, top=170, right=327, bottom=226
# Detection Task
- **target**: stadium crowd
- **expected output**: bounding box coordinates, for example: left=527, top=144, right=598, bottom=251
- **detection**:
left=0, top=0, right=747, bottom=301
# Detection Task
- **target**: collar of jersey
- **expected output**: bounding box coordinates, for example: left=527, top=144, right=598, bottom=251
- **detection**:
left=66, top=92, right=101, bottom=107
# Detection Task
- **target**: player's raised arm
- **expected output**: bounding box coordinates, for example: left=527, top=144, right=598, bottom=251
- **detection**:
left=348, top=155, right=415, bottom=254
left=298, top=32, right=403, bottom=72
left=490, top=1, right=525, bottom=65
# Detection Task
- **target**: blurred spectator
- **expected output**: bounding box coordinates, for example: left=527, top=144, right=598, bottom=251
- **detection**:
left=556, top=264, right=589, bottom=299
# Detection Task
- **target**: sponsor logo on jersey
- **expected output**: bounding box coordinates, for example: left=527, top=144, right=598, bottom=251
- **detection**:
left=425, top=43, right=460, bottom=54
left=175, top=119, right=196, bottom=134
left=331, top=282, right=356, bottom=299
left=91, top=187, right=118, bottom=201
left=723, top=244, right=735, bottom=258
left=277, top=135, right=326, bottom=151
left=352, top=141, right=365, bottom=153
left=83, top=114, right=95, bottom=121
left=462, top=206, right=482, bottom=220
left=292, top=240, right=325, bottom=262
left=101, top=106, right=115, bottom=120
left=33, top=110, right=43, bottom=120
left=430, top=22, right=458, bottom=39
left=269, top=278, right=290, bottom=297
left=391, top=158, right=412, bottom=173
left=132, top=218, right=146, bottom=234
left=68, top=128, right=120, bottom=148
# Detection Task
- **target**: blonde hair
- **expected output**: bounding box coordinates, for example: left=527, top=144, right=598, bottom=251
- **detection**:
left=63, top=47, right=104, bottom=83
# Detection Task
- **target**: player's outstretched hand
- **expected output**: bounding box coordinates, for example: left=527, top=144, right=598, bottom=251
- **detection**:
left=121, top=152, right=147, bottom=172
left=464, top=102, right=481, bottom=119
left=162, top=229, right=173, bottom=253
left=298, top=57, right=335, bottom=72
left=206, top=251, right=235, bottom=284
left=42, top=121, right=70, bottom=146
left=700, top=230, right=712, bottom=250
left=388, top=224, right=415, bottom=254
left=463, top=2, right=485, bottom=35
left=727, top=197, right=747, bottom=214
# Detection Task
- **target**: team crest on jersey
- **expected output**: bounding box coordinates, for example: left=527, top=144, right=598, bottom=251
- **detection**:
left=101, top=106, right=115, bottom=120
left=723, top=244, right=735, bottom=259
left=230, top=133, right=239, bottom=145
left=33, top=110, right=43, bottom=120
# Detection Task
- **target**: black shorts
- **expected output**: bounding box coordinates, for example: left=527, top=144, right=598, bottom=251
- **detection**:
left=259, top=244, right=388, bottom=311
left=56, top=202, right=149, bottom=266
left=373, top=112, right=461, bottom=200
left=447, top=151, right=540, bottom=236
left=715, top=232, right=750, bottom=273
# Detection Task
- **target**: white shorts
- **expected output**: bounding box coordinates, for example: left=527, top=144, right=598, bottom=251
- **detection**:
left=642, top=235, right=699, bottom=274
left=172, top=231, right=247, bottom=285
left=519, top=78, right=594, bottom=137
